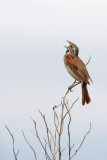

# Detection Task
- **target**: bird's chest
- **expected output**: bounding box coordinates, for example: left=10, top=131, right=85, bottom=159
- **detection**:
left=65, top=64, right=81, bottom=81
left=63, top=55, right=81, bottom=81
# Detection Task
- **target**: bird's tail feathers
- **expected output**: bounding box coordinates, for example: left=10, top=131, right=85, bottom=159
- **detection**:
left=82, top=82, right=91, bottom=105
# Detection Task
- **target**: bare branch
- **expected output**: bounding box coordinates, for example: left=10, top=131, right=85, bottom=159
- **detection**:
left=53, top=103, right=62, bottom=110
left=70, top=143, right=74, bottom=151
left=58, top=98, right=65, bottom=160
left=70, top=122, right=92, bottom=159
left=86, top=55, right=93, bottom=83
left=53, top=81, right=80, bottom=160
left=6, top=56, right=92, bottom=160
left=63, top=98, right=79, bottom=121
left=53, top=105, right=60, bottom=134
left=64, top=101, right=71, bottom=160
left=61, top=148, right=65, bottom=154
left=43, top=138, right=48, bottom=160
left=22, top=131, right=37, bottom=160
left=38, top=110, right=55, bottom=160
left=64, top=80, right=81, bottom=99
left=54, top=129, right=57, bottom=160
left=86, top=54, right=91, bottom=66
left=30, top=117, right=51, bottom=160
left=5, top=125, right=19, bottom=160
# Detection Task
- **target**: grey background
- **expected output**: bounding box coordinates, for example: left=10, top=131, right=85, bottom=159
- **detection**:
left=0, top=0, right=107, bottom=159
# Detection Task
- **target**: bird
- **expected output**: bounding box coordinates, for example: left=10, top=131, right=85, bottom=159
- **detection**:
left=63, top=40, right=92, bottom=105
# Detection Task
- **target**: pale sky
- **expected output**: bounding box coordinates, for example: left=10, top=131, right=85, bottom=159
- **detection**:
left=0, top=0, right=107, bottom=159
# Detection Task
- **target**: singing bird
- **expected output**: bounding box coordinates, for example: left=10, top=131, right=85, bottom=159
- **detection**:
left=63, top=41, right=92, bottom=105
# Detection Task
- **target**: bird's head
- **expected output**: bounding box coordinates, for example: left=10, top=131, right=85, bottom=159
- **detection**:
left=64, top=40, right=79, bottom=56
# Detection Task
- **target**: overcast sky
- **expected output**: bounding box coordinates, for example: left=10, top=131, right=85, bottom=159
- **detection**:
left=0, top=0, right=107, bottom=159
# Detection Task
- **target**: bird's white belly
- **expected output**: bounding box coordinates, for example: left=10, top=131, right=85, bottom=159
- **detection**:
left=65, top=65, right=81, bottom=82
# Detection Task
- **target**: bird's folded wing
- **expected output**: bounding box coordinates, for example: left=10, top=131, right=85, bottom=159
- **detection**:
left=65, top=54, right=90, bottom=84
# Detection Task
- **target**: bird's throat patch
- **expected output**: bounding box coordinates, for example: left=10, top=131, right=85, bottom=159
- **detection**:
left=65, top=55, right=75, bottom=65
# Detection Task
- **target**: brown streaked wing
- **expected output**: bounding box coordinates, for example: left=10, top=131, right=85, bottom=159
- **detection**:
left=66, top=55, right=90, bottom=84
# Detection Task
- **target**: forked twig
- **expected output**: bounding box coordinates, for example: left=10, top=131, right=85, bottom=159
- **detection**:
left=38, top=110, right=57, bottom=160
left=53, top=107, right=60, bottom=134
left=22, top=131, right=37, bottom=160
left=5, top=125, right=19, bottom=160
left=64, top=80, right=80, bottom=100
left=30, top=117, right=51, bottom=160
left=63, top=98, right=79, bottom=121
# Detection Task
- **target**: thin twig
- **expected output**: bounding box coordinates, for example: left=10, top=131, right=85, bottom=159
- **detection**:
left=70, top=122, right=92, bottom=159
left=38, top=110, right=56, bottom=160
left=5, top=125, right=19, bottom=160
left=64, top=81, right=81, bottom=99
left=70, top=143, right=74, bottom=151
left=53, top=103, right=62, bottom=110
left=61, top=148, right=65, bottom=154
left=63, top=98, right=79, bottom=121
left=64, top=101, right=71, bottom=160
left=86, top=55, right=91, bottom=66
left=86, top=55, right=93, bottom=83
left=58, top=98, right=65, bottom=160
left=54, top=129, right=57, bottom=160
left=22, top=131, right=37, bottom=160
left=30, top=117, right=51, bottom=160
left=53, top=106, right=60, bottom=134
left=44, top=138, right=48, bottom=160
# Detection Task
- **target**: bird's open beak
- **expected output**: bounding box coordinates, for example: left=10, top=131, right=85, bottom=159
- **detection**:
left=66, top=40, right=74, bottom=48
left=66, top=40, right=71, bottom=44
left=63, top=46, right=68, bottom=49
